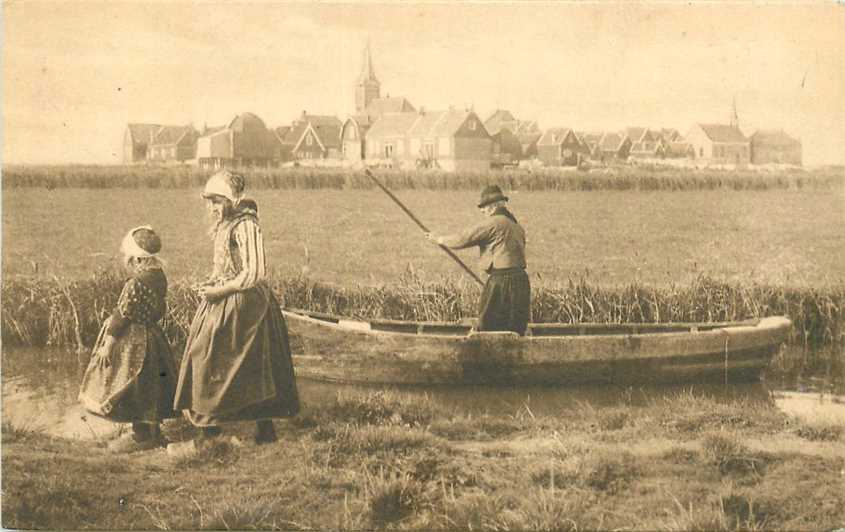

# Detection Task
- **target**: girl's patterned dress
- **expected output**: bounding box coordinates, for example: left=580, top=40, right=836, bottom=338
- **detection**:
left=79, top=268, right=177, bottom=422
left=173, top=208, right=299, bottom=426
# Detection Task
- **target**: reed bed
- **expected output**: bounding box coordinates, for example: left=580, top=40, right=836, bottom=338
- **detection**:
left=3, top=164, right=844, bottom=192
left=2, top=270, right=842, bottom=360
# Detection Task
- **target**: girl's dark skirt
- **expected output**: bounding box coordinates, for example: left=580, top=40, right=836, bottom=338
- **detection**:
left=78, top=319, right=178, bottom=423
left=478, top=268, right=531, bottom=335
left=173, top=284, right=300, bottom=426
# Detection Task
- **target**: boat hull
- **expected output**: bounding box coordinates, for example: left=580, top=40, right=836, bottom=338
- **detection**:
left=283, top=310, right=792, bottom=386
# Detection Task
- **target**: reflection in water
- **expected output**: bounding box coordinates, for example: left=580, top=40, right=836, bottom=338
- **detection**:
left=2, top=348, right=843, bottom=441
left=773, top=391, right=845, bottom=425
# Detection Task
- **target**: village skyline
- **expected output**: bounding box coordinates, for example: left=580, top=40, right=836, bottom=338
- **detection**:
left=3, top=2, right=844, bottom=166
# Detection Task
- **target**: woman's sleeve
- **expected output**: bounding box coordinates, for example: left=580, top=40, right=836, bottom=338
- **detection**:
left=230, top=220, right=266, bottom=290
left=441, top=219, right=496, bottom=250
left=106, top=280, right=137, bottom=338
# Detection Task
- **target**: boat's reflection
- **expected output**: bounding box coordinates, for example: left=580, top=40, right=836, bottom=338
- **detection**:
left=298, top=377, right=776, bottom=417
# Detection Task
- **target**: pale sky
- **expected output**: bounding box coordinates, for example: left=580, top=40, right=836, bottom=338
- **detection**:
left=3, top=2, right=844, bottom=165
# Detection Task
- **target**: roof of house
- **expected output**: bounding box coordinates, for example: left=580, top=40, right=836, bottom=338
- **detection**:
left=151, top=125, right=195, bottom=146
left=484, top=109, right=518, bottom=135
left=294, top=113, right=342, bottom=128
left=697, top=124, right=748, bottom=143
left=365, top=112, right=420, bottom=138
left=279, top=114, right=343, bottom=150
left=279, top=122, right=303, bottom=143
left=228, top=112, right=270, bottom=132
left=516, top=121, right=541, bottom=135
left=577, top=132, right=603, bottom=148
left=517, top=132, right=542, bottom=145
left=538, top=128, right=577, bottom=146
left=661, top=128, right=681, bottom=141
left=598, top=132, right=626, bottom=151
left=363, top=97, right=415, bottom=118
left=367, top=109, right=487, bottom=139
left=408, top=109, right=482, bottom=137
left=750, top=129, right=800, bottom=147
left=275, top=126, right=293, bottom=143
left=127, top=123, right=163, bottom=144
left=625, top=127, right=647, bottom=144
left=343, top=116, right=373, bottom=136
left=312, top=122, right=342, bottom=149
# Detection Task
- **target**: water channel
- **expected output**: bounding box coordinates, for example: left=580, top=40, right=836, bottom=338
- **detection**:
left=3, top=347, right=843, bottom=441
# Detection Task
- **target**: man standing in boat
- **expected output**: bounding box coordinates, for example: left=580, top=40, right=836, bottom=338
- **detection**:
left=425, top=185, right=531, bottom=335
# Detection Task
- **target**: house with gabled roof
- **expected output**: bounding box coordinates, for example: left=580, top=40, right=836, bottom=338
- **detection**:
left=515, top=122, right=542, bottom=160
left=537, top=127, right=587, bottom=166
left=123, top=123, right=162, bottom=163
left=686, top=123, right=750, bottom=165
left=365, top=109, right=492, bottom=171
left=277, top=112, right=343, bottom=161
left=749, top=130, right=802, bottom=166
left=627, top=127, right=667, bottom=159
left=484, top=110, right=519, bottom=137
left=484, top=111, right=541, bottom=163
left=576, top=132, right=604, bottom=160
left=363, top=112, right=419, bottom=165
left=660, top=128, right=682, bottom=142
left=342, top=98, right=416, bottom=163
left=195, top=112, right=284, bottom=169
left=490, top=127, right=523, bottom=168
left=596, top=132, right=633, bottom=162
left=147, top=125, right=198, bottom=163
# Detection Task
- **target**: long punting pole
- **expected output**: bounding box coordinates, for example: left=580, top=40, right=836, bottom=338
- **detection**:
left=364, top=169, right=484, bottom=287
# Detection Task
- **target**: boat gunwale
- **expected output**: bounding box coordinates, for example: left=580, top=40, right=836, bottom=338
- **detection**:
left=282, top=307, right=791, bottom=342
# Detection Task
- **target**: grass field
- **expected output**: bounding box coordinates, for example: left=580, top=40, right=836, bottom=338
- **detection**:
left=3, top=388, right=844, bottom=530
left=3, top=188, right=844, bottom=287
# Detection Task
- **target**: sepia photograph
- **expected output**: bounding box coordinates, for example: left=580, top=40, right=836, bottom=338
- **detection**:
left=2, top=1, right=844, bottom=530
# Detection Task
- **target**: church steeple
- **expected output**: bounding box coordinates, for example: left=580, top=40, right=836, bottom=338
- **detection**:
left=359, top=39, right=378, bottom=84
left=355, top=40, right=380, bottom=113
left=730, top=96, right=739, bottom=129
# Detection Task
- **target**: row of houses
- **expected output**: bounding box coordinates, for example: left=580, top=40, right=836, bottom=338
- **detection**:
left=123, top=44, right=803, bottom=169
left=126, top=112, right=802, bottom=170
left=534, top=124, right=802, bottom=167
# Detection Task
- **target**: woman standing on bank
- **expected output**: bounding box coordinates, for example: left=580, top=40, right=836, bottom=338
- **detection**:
left=172, top=170, right=299, bottom=447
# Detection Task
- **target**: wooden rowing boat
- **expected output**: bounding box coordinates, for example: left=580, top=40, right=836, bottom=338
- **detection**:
left=283, top=308, right=792, bottom=385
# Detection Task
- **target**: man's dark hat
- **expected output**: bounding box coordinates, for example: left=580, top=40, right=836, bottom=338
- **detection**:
left=477, top=185, right=509, bottom=208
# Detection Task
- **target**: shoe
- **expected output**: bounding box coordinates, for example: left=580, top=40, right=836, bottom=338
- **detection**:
left=108, top=432, right=161, bottom=453
left=254, top=420, right=278, bottom=445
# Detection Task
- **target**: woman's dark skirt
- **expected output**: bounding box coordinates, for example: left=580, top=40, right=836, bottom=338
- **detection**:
left=478, top=268, right=531, bottom=335
left=173, top=284, right=300, bottom=426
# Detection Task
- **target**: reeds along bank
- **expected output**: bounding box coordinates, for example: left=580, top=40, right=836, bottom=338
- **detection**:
left=2, top=271, right=842, bottom=360
left=2, top=165, right=844, bottom=192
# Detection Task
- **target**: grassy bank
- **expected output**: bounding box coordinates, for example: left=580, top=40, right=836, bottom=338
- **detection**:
left=3, top=164, right=844, bottom=192
left=3, top=388, right=843, bottom=530
left=2, top=270, right=842, bottom=358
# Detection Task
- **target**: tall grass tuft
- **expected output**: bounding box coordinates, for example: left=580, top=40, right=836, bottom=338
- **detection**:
left=4, top=163, right=844, bottom=192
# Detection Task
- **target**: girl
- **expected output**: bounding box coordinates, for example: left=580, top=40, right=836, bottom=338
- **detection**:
left=172, top=170, right=299, bottom=448
left=78, top=226, right=177, bottom=452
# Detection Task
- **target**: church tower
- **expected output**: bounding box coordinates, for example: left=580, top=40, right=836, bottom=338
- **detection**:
left=730, top=96, right=740, bottom=129
left=355, top=41, right=380, bottom=113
